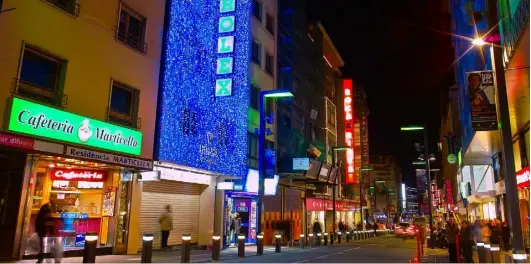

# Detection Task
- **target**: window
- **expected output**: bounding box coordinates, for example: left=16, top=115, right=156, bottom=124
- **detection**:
left=18, top=46, right=66, bottom=106
left=44, top=0, right=79, bottom=16
left=252, top=41, right=261, bottom=65
left=253, top=0, right=262, bottom=22
left=248, top=132, right=258, bottom=169
left=520, top=129, right=530, bottom=167
left=250, top=84, right=260, bottom=110
left=513, top=140, right=522, bottom=170
left=266, top=13, right=274, bottom=35
left=265, top=100, right=274, bottom=116
left=109, top=81, right=140, bottom=128
left=117, top=5, right=147, bottom=53
left=265, top=52, right=274, bottom=76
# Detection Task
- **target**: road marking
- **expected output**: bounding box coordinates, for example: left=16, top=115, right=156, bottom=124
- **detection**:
left=127, top=257, right=141, bottom=261
left=294, top=246, right=361, bottom=263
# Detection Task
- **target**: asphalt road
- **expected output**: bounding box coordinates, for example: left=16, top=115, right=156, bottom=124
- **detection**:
left=219, top=236, right=418, bottom=263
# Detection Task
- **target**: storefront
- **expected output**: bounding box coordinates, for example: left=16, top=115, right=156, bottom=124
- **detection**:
left=516, top=166, right=530, bottom=250
left=137, top=163, right=215, bottom=250
left=305, top=198, right=358, bottom=232
left=1, top=98, right=152, bottom=259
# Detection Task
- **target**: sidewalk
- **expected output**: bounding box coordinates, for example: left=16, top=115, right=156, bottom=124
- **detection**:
left=16, top=245, right=302, bottom=263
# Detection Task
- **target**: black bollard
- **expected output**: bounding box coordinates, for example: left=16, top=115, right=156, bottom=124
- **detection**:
left=83, top=233, right=98, bottom=263
left=256, top=233, right=264, bottom=256
left=212, top=234, right=221, bottom=261
left=484, top=244, right=492, bottom=263
left=308, top=233, right=314, bottom=248
left=317, top=233, right=322, bottom=247
left=275, top=234, right=281, bottom=253
left=330, top=232, right=334, bottom=245
left=337, top=231, right=342, bottom=244
left=181, top=234, right=192, bottom=263
left=299, top=234, right=305, bottom=249
left=238, top=235, right=245, bottom=258
left=141, top=234, right=153, bottom=263
left=490, top=244, right=500, bottom=263
left=324, top=232, right=329, bottom=246
left=346, top=231, right=350, bottom=242
left=477, top=242, right=486, bottom=263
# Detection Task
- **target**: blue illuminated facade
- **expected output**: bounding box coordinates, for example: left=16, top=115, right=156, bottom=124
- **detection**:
left=155, top=0, right=252, bottom=177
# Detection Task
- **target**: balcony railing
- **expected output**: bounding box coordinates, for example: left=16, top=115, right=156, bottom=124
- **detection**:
left=14, top=79, right=68, bottom=108
left=106, top=107, right=141, bottom=129
left=502, top=0, right=530, bottom=63
left=44, top=0, right=80, bottom=17
left=116, top=29, right=148, bottom=54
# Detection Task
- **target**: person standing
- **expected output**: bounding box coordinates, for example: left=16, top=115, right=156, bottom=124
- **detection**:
left=233, top=213, right=241, bottom=243
left=312, top=219, right=322, bottom=235
left=501, top=221, right=511, bottom=251
left=35, top=201, right=56, bottom=263
left=460, top=221, right=474, bottom=263
left=445, top=217, right=460, bottom=263
left=159, top=205, right=173, bottom=249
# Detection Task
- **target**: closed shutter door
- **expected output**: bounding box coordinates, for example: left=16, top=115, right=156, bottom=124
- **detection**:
left=139, top=181, right=202, bottom=250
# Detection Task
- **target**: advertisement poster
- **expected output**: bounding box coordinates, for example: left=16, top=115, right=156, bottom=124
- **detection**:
left=466, top=71, right=498, bottom=131
left=102, top=187, right=116, bottom=216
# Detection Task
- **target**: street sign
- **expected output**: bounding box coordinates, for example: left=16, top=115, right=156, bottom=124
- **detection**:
left=447, top=154, right=457, bottom=164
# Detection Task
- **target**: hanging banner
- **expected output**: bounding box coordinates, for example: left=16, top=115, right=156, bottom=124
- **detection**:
left=466, top=71, right=498, bottom=131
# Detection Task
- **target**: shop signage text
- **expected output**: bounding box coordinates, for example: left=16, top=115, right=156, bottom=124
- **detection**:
left=51, top=169, right=106, bottom=181
left=156, top=166, right=211, bottom=185
left=66, top=147, right=153, bottom=170
left=9, top=98, right=142, bottom=155
left=305, top=198, right=357, bottom=211
left=516, top=166, right=530, bottom=188
left=343, top=79, right=355, bottom=184
left=0, top=133, right=34, bottom=149
left=215, top=0, right=237, bottom=97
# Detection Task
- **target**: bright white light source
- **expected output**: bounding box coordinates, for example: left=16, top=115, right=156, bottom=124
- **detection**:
left=472, top=38, right=486, bottom=46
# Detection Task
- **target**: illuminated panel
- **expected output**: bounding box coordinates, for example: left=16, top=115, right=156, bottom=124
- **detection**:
left=156, top=0, right=251, bottom=177
left=343, top=79, right=355, bottom=184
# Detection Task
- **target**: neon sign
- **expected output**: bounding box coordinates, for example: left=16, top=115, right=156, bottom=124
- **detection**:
left=343, top=79, right=355, bottom=184
left=215, top=0, right=236, bottom=97
left=51, top=169, right=106, bottom=182
left=517, top=166, right=530, bottom=188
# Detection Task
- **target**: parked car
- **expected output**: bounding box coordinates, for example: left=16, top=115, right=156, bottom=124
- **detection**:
left=394, top=222, right=416, bottom=238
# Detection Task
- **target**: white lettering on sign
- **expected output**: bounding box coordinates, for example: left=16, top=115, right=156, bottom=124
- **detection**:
left=65, top=146, right=153, bottom=170
left=215, top=0, right=237, bottom=97
left=516, top=166, right=530, bottom=186
left=156, top=166, right=211, bottom=185
left=53, top=169, right=105, bottom=181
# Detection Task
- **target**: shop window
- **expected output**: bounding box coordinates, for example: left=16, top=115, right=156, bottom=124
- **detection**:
left=109, top=81, right=140, bottom=128
left=117, top=5, right=147, bottom=54
left=519, top=129, right=530, bottom=167
left=44, top=0, right=79, bottom=16
left=253, top=0, right=262, bottom=22
left=266, top=13, right=274, bottom=35
left=18, top=46, right=66, bottom=107
left=252, top=40, right=261, bottom=65
left=250, top=84, right=260, bottom=110
left=265, top=52, right=274, bottom=76
left=513, top=140, right=522, bottom=170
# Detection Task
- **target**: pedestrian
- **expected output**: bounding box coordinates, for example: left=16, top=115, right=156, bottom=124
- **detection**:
left=35, top=200, right=59, bottom=263
left=233, top=213, right=242, bottom=243
left=460, top=221, right=474, bottom=263
left=480, top=219, right=491, bottom=244
left=445, top=217, right=460, bottom=263
left=159, top=205, right=173, bottom=249
left=501, top=221, right=511, bottom=251
left=489, top=219, right=501, bottom=246
left=312, top=218, right=322, bottom=236
left=472, top=219, right=483, bottom=244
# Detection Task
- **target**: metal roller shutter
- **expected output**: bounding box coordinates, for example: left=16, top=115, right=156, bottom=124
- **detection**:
left=139, top=181, right=202, bottom=250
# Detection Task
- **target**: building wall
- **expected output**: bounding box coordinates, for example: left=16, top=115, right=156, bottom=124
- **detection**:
left=0, top=0, right=163, bottom=160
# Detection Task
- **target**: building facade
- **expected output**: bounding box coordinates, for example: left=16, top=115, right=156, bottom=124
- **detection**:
left=368, top=155, right=402, bottom=225
left=0, top=0, right=163, bottom=259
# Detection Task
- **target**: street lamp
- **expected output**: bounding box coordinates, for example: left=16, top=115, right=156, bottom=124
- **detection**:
left=359, top=167, right=373, bottom=229
left=257, top=89, right=294, bottom=236
left=400, top=125, right=434, bottom=248
left=469, top=2, right=526, bottom=258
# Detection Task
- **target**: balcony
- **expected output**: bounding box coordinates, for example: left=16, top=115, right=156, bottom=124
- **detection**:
left=43, top=0, right=80, bottom=17
left=501, top=0, right=530, bottom=63
left=116, top=28, right=148, bottom=54
left=14, top=79, right=68, bottom=108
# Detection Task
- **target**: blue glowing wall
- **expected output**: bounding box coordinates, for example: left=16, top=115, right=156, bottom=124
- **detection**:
left=156, top=0, right=251, bottom=177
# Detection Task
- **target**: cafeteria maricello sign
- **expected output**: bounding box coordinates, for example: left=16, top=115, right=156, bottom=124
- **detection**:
left=8, top=98, right=142, bottom=156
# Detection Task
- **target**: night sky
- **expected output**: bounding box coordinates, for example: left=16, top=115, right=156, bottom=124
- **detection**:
left=307, top=0, right=455, bottom=185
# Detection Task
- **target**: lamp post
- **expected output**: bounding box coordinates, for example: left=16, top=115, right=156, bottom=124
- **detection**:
left=401, top=125, right=433, bottom=248
left=257, top=89, right=294, bottom=236
left=469, top=1, right=526, bottom=259
left=332, top=146, right=351, bottom=239
left=359, top=167, right=373, bottom=229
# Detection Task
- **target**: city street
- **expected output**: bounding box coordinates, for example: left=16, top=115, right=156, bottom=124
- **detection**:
left=17, top=235, right=419, bottom=263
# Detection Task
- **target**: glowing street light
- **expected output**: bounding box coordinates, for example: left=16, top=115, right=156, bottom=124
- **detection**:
left=471, top=38, right=487, bottom=46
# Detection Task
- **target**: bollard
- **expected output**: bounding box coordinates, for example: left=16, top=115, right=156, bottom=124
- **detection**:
left=513, top=250, right=528, bottom=263
left=256, top=233, right=264, bottom=256
left=317, top=233, right=322, bottom=247
left=308, top=233, right=314, bottom=248
left=299, top=234, right=305, bottom=249
left=141, top=234, right=153, bottom=263
left=275, top=234, right=282, bottom=253
left=490, top=244, right=500, bottom=263
left=476, top=242, right=485, bottom=263
left=330, top=232, right=334, bottom=245
left=83, top=232, right=98, bottom=263
left=484, top=244, right=492, bottom=263
left=181, top=234, right=192, bottom=263
left=238, top=235, right=245, bottom=258
left=337, top=231, right=342, bottom=244
left=212, top=234, right=221, bottom=262
left=324, top=232, right=329, bottom=246
left=346, top=231, right=350, bottom=242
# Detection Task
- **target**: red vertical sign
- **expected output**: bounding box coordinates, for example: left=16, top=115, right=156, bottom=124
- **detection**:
left=344, top=79, right=355, bottom=184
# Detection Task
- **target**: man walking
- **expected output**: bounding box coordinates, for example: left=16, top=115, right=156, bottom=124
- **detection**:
left=159, top=205, right=173, bottom=249
left=445, top=217, right=460, bottom=263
